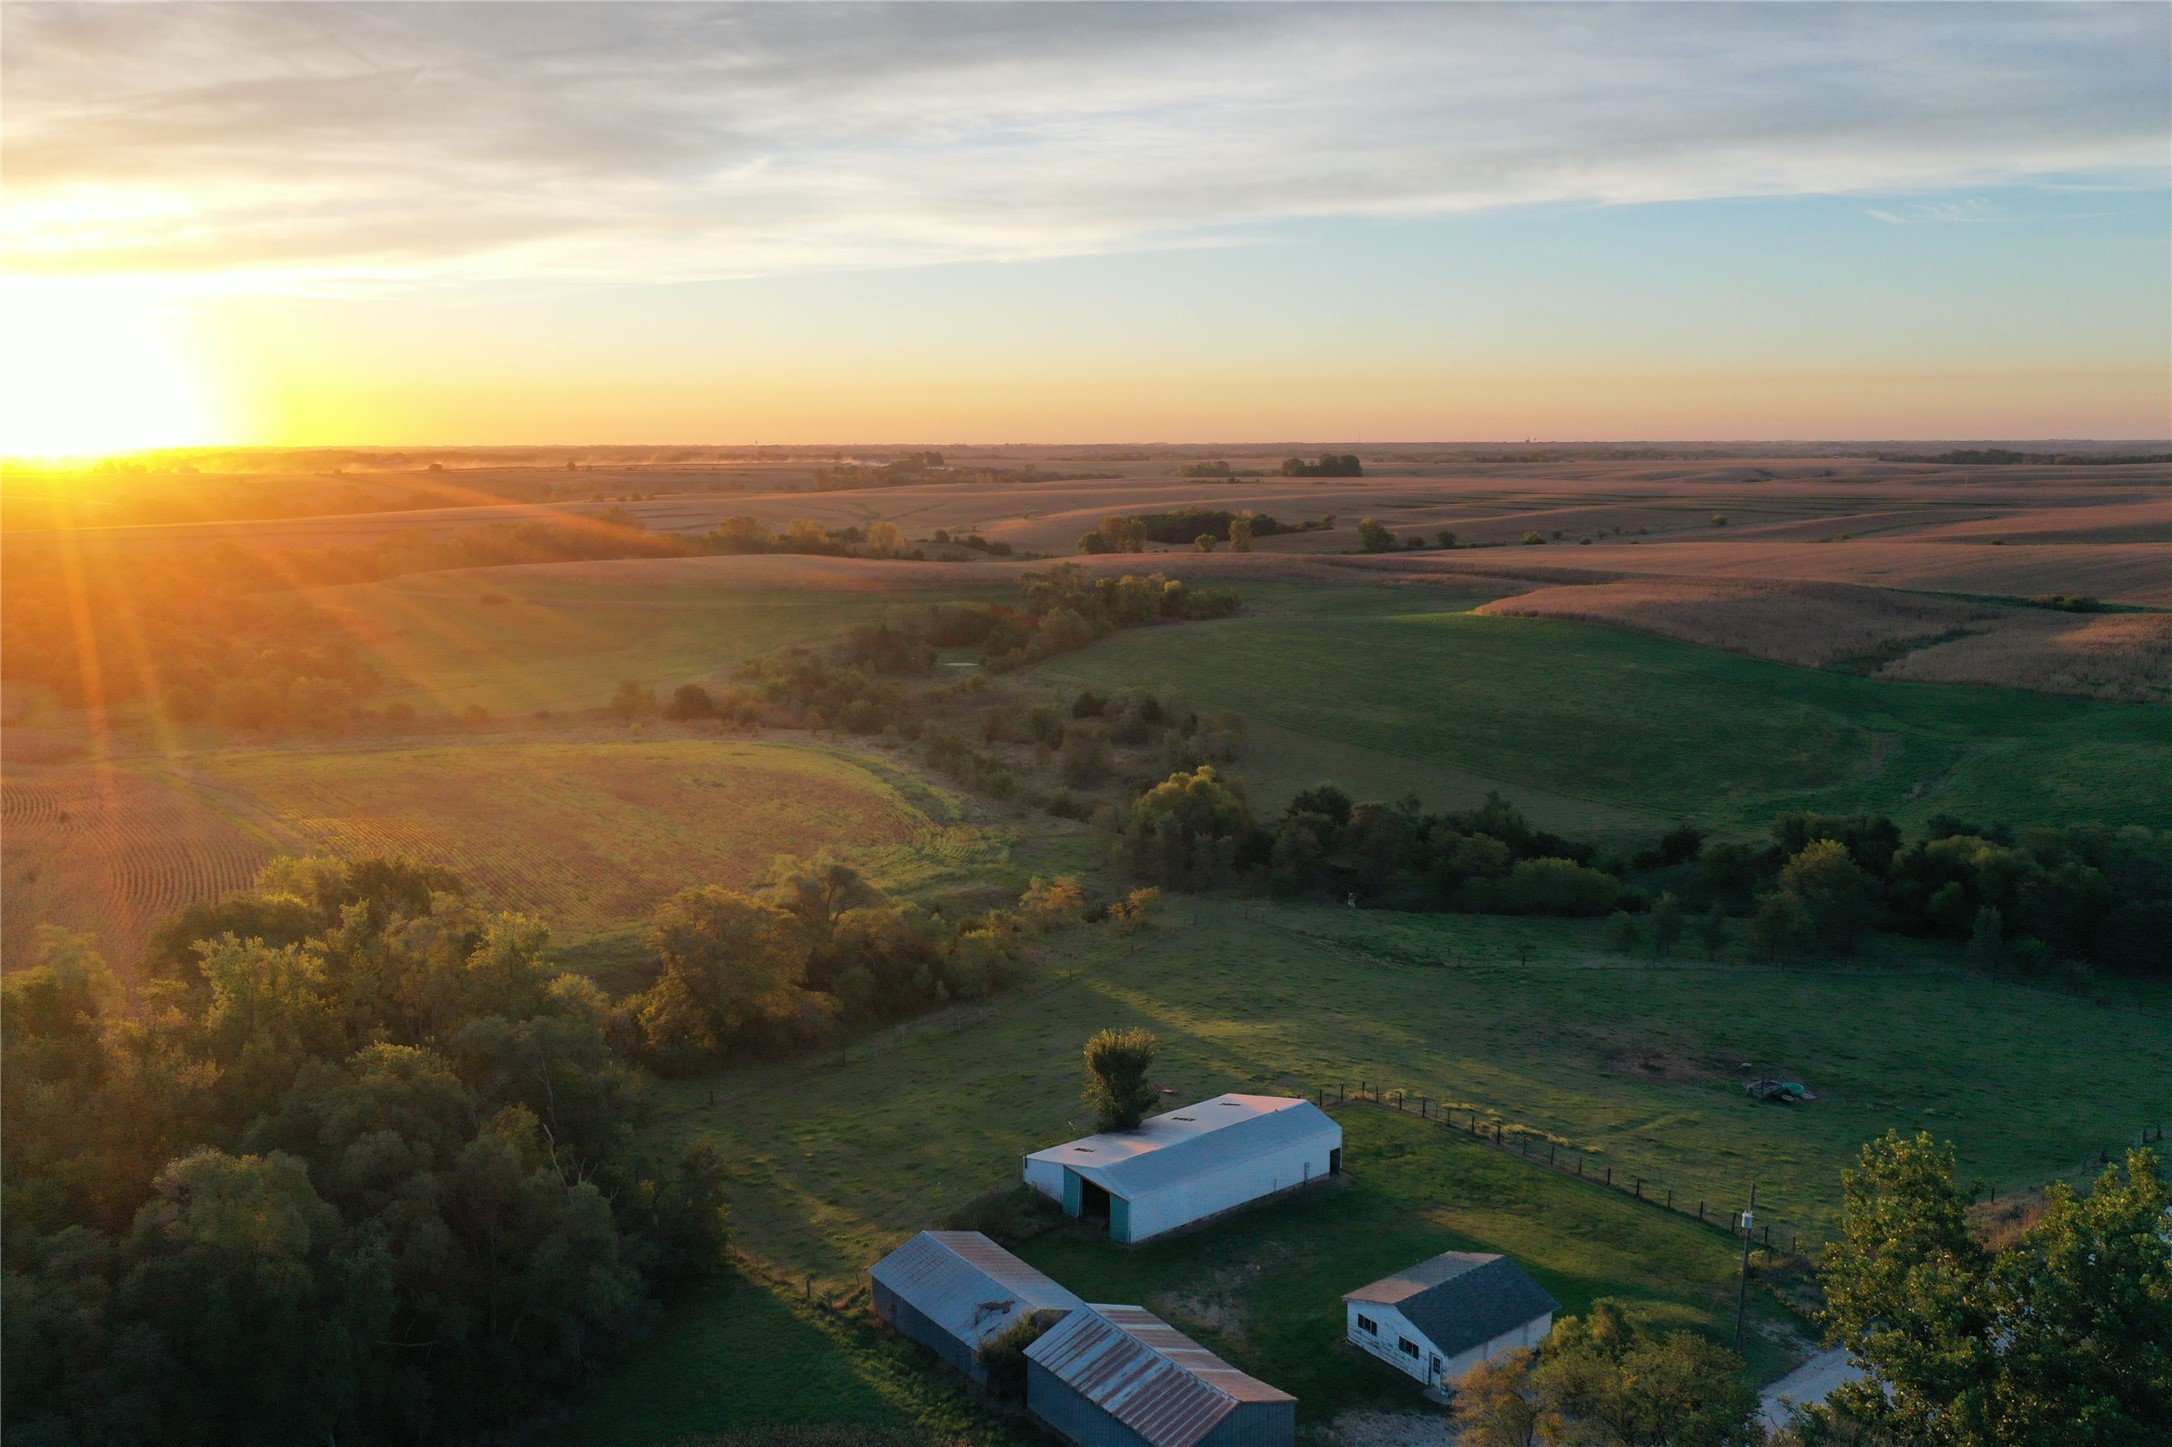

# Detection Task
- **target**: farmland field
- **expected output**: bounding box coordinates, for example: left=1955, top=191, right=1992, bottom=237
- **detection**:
left=190, top=739, right=1002, bottom=941
left=1031, top=585, right=2172, bottom=836
left=311, top=563, right=1008, bottom=718
left=0, top=761, right=272, bottom=968
left=565, top=895, right=2170, bottom=1441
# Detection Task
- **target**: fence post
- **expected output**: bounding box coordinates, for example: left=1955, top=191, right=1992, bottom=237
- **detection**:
left=1667, top=1189, right=1673, bottom=1210
left=1605, top=1166, right=1612, bottom=1187
left=1550, top=1143, right=1557, bottom=1165
left=1699, top=1201, right=1705, bottom=1223
left=1635, top=1176, right=1642, bottom=1198
left=1578, top=1157, right=1584, bottom=1177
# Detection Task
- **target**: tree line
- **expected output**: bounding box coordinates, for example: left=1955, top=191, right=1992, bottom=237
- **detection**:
left=1, top=848, right=1118, bottom=1445
left=1100, top=776, right=2172, bottom=981
left=2, top=858, right=726, bottom=1446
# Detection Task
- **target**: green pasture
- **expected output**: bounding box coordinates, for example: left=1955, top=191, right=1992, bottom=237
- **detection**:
left=638, top=898, right=2171, bottom=1289
left=548, top=1268, right=1031, bottom=1447
left=1031, top=585, right=2172, bottom=839
left=314, top=568, right=1004, bottom=717
left=1018, top=1106, right=1802, bottom=1419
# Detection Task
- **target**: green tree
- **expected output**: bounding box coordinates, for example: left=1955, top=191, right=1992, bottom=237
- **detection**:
left=1746, top=889, right=1811, bottom=960
left=1649, top=892, right=1684, bottom=958
left=1119, top=765, right=1253, bottom=890
left=1780, top=839, right=1881, bottom=950
left=1357, top=517, right=1395, bottom=552
left=1530, top=1301, right=1759, bottom=1447
left=1696, top=904, right=1730, bottom=961
left=1451, top=1349, right=1556, bottom=1445
left=1193, top=532, right=1217, bottom=552
left=634, top=888, right=829, bottom=1069
left=1965, top=905, right=2004, bottom=964
left=1083, top=1027, right=1160, bottom=1132
left=1609, top=910, right=1648, bottom=955
left=1227, top=516, right=1254, bottom=551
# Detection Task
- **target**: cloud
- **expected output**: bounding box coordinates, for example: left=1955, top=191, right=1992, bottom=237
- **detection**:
left=3, top=2, right=2165, bottom=289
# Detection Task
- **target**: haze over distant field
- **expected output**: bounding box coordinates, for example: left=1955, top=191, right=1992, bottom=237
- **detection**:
left=3, top=1, right=2168, bottom=449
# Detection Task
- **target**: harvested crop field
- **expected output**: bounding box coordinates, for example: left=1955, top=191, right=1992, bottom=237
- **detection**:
left=1475, top=579, right=2004, bottom=670
left=1474, top=578, right=2172, bottom=701
left=1884, top=611, right=2172, bottom=702
left=1, top=762, right=270, bottom=970
left=191, top=740, right=996, bottom=940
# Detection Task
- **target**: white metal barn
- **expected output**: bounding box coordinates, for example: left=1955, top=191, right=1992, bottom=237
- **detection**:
left=1343, top=1251, right=1558, bottom=1389
left=1022, top=1094, right=1341, bottom=1244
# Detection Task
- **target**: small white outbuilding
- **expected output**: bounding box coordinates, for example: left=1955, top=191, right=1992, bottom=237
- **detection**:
left=1022, top=1094, right=1341, bottom=1244
left=1344, top=1251, right=1557, bottom=1389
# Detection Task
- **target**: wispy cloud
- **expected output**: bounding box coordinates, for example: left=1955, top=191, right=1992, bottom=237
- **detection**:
left=4, top=2, right=2165, bottom=289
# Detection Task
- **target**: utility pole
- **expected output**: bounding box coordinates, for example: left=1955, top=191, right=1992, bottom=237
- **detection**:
left=1733, top=1183, right=1758, bottom=1350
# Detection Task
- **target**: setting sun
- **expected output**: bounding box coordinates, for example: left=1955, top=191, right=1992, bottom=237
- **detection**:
left=0, top=277, right=228, bottom=461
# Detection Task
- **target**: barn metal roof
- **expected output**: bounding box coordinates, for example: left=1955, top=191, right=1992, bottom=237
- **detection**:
left=1026, top=1303, right=1293, bottom=1447
left=1025, top=1094, right=1339, bottom=1197
left=868, top=1231, right=1082, bottom=1349
left=1343, top=1252, right=1559, bottom=1359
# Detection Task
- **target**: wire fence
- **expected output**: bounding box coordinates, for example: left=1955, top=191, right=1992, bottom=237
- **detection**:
left=1314, top=1078, right=2168, bottom=1264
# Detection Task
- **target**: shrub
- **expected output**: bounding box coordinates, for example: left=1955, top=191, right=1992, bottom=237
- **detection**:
left=1083, top=1027, right=1160, bottom=1132
left=1494, top=857, right=1622, bottom=916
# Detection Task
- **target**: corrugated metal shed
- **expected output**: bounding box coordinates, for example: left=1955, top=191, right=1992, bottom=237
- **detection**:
left=869, top=1231, right=1082, bottom=1379
left=1026, top=1095, right=1337, bottom=1195
left=1343, top=1252, right=1558, bottom=1358
left=1026, top=1303, right=1293, bottom=1447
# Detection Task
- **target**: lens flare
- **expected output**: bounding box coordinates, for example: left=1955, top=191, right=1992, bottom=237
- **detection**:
left=0, top=277, right=228, bottom=461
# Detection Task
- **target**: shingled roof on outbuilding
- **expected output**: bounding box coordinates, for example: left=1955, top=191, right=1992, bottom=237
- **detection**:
left=1342, top=1251, right=1559, bottom=1359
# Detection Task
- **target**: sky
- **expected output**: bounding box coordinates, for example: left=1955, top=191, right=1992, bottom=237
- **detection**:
left=2, top=1, right=2168, bottom=452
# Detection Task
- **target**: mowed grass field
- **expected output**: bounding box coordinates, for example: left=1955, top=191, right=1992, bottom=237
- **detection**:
left=634, top=897, right=2171, bottom=1285
left=1033, top=585, right=2172, bottom=837
left=1018, top=1107, right=1804, bottom=1416
left=563, top=897, right=2169, bottom=1441
left=190, top=739, right=1002, bottom=943
left=310, top=563, right=1007, bottom=718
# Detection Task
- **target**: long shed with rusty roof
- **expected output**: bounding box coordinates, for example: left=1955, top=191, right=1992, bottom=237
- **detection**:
left=1024, top=1303, right=1295, bottom=1447
left=868, top=1231, right=1084, bottom=1384
left=1023, top=1094, right=1341, bottom=1244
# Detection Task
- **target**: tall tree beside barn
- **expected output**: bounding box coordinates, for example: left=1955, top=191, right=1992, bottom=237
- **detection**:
left=1083, top=1027, right=1160, bottom=1131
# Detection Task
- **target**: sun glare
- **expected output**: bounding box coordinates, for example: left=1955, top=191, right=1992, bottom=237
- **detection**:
left=0, top=276, right=228, bottom=462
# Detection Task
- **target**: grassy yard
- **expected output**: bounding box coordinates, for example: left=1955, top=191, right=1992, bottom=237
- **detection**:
left=1032, top=585, right=2172, bottom=839
left=637, top=897, right=2172, bottom=1290
left=548, top=1267, right=1035, bottom=1447
left=1017, top=1106, right=1805, bottom=1421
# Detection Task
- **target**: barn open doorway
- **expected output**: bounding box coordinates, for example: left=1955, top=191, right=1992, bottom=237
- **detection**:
left=1079, top=1180, right=1111, bottom=1220
left=1330, top=1147, right=1343, bottom=1175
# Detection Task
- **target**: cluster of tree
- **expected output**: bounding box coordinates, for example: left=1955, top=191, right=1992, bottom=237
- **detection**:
left=626, top=858, right=1031, bottom=1074
left=1281, top=453, right=1364, bottom=477
left=638, top=570, right=1240, bottom=748
left=1452, top=1302, right=1757, bottom=1447
left=1076, top=509, right=1333, bottom=554
left=1, top=546, right=386, bottom=731
left=1685, top=812, right=2172, bottom=978
left=1176, top=461, right=1232, bottom=478
left=927, top=527, right=1014, bottom=556
left=1254, top=786, right=1622, bottom=914
left=2, top=857, right=729, bottom=1447
left=1799, top=1132, right=2170, bottom=1445
left=2025, top=593, right=2105, bottom=613
left=809, top=457, right=1116, bottom=490
left=1879, top=448, right=2172, bottom=467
